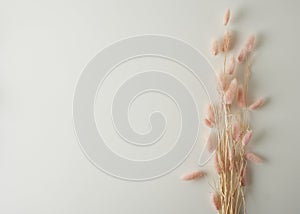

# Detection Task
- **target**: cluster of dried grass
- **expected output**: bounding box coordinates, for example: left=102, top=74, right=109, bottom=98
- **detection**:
left=181, top=8, right=264, bottom=214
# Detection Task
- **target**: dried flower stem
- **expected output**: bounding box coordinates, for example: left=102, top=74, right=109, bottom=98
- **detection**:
left=244, top=59, right=251, bottom=107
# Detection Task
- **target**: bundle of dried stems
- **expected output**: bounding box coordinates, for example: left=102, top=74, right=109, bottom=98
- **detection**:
left=181, top=8, right=264, bottom=214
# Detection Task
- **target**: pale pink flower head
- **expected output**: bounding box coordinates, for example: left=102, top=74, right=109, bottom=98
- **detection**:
left=237, top=48, right=246, bottom=63
left=245, top=35, right=255, bottom=52
left=222, top=31, right=231, bottom=52
left=223, top=8, right=230, bottom=26
left=248, top=98, right=265, bottom=110
left=207, top=104, right=215, bottom=122
left=245, top=152, right=263, bottom=163
left=224, top=78, right=237, bottom=105
left=212, top=192, right=221, bottom=210
left=181, top=171, right=205, bottom=181
left=207, top=132, right=217, bottom=153
left=232, top=122, right=240, bottom=142
left=211, top=39, right=219, bottom=56
left=214, top=155, right=221, bottom=174
left=242, top=130, right=253, bottom=146
left=204, top=118, right=213, bottom=128
left=217, top=72, right=227, bottom=91
left=237, top=86, right=246, bottom=107
left=226, top=55, right=235, bottom=75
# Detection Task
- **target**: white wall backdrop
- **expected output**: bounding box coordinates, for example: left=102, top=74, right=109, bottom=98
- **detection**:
left=0, top=0, right=299, bottom=213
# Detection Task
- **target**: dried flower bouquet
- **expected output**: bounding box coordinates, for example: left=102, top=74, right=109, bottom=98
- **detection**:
left=181, top=8, right=264, bottom=214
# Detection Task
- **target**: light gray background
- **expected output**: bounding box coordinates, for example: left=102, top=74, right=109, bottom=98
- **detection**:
left=0, top=0, right=299, bottom=213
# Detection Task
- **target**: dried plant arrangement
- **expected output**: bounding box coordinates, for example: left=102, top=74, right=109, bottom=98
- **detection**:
left=181, top=8, right=264, bottom=214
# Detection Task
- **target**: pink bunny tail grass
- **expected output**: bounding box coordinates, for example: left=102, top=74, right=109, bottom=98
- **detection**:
left=237, top=48, right=246, bottom=63
left=237, top=86, right=246, bottom=107
left=217, top=72, right=227, bottom=91
left=242, top=130, right=253, bottom=146
left=223, top=8, right=230, bottom=26
left=207, top=133, right=217, bottom=153
left=181, top=171, right=205, bottom=181
left=211, top=193, right=221, bottom=211
left=214, top=155, right=222, bottom=174
left=211, top=39, right=219, bottom=56
left=207, top=104, right=215, bottom=122
left=226, top=55, right=235, bottom=75
left=232, top=122, right=240, bottom=142
left=245, top=152, right=263, bottom=163
left=248, top=98, right=265, bottom=110
left=204, top=118, right=213, bottom=128
left=224, top=78, right=237, bottom=104
left=245, top=35, right=255, bottom=52
left=222, top=30, right=231, bottom=52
